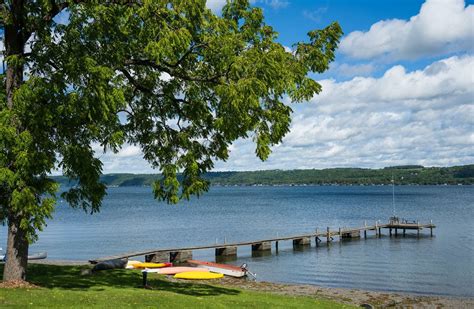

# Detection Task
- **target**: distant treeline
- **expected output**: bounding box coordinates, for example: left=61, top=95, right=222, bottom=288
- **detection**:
left=52, top=164, right=474, bottom=187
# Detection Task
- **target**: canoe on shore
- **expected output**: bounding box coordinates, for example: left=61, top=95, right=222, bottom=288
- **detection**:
left=1, top=252, right=47, bottom=261
left=187, top=260, right=247, bottom=278
left=132, top=262, right=172, bottom=269
left=143, top=267, right=210, bottom=275
left=174, top=271, right=224, bottom=280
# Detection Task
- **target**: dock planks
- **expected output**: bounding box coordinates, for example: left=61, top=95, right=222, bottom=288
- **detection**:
left=90, top=221, right=436, bottom=263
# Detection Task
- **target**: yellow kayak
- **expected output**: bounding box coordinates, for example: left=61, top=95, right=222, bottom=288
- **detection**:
left=133, top=262, right=172, bottom=269
left=174, top=271, right=224, bottom=280
left=126, top=260, right=142, bottom=269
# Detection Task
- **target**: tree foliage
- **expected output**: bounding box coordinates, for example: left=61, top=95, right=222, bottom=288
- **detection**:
left=0, top=0, right=342, bottom=274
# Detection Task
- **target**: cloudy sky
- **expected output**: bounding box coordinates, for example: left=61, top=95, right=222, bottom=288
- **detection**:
left=100, top=0, right=473, bottom=173
left=3, top=1, right=473, bottom=173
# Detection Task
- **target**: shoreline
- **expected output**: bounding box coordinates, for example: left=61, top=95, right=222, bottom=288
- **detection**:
left=29, top=260, right=474, bottom=308
left=215, top=277, right=474, bottom=308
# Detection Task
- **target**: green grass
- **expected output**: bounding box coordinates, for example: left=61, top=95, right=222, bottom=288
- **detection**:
left=0, top=264, right=355, bottom=308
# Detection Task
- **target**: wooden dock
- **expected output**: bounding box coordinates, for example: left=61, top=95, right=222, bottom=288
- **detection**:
left=90, top=220, right=436, bottom=263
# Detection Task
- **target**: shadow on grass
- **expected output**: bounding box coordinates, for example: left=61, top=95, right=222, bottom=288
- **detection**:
left=0, top=264, right=241, bottom=297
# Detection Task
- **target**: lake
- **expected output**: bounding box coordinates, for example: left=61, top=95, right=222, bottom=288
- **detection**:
left=1, top=185, right=473, bottom=297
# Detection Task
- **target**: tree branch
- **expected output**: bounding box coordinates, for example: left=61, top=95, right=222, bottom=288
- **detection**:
left=119, top=68, right=155, bottom=95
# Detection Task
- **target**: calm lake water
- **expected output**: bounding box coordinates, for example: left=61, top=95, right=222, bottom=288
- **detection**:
left=1, top=185, right=473, bottom=297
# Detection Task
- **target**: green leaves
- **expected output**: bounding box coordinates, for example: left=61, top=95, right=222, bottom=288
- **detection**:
left=1, top=1, right=342, bottom=240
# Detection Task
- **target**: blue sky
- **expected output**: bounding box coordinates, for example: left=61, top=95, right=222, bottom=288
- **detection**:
left=2, top=1, right=473, bottom=172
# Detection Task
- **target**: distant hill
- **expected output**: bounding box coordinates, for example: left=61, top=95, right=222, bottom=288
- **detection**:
left=52, top=164, right=474, bottom=186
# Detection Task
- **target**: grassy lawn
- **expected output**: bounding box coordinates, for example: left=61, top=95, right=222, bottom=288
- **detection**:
left=0, top=264, right=355, bottom=308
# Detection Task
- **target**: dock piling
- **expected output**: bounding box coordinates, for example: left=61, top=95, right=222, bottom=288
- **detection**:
left=170, top=251, right=192, bottom=263
left=251, top=241, right=271, bottom=252
left=215, top=246, right=237, bottom=257
left=293, top=237, right=311, bottom=246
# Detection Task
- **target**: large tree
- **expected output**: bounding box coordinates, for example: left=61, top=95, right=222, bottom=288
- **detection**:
left=0, top=0, right=342, bottom=281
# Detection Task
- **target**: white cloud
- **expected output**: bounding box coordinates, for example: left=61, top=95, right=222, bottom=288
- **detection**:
left=115, top=145, right=142, bottom=158
left=160, top=72, right=172, bottom=82
left=214, top=55, right=474, bottom=170
left=340, top=0, right=474, bottom=60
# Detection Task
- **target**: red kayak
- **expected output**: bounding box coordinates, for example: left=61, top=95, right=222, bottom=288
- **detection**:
left=187, top=260, right=247, bottom=278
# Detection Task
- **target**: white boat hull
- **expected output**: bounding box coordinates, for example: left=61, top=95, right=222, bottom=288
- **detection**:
left=195, top=265, right=246, bottom=278
left=1, top=252, right=47, bottom=261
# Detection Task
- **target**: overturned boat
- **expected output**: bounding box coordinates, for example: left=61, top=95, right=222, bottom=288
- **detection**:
left=187, top=259, right=247, bottom=278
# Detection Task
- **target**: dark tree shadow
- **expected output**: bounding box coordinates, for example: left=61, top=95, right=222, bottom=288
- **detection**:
left=0, top=264, right=241, bottom=297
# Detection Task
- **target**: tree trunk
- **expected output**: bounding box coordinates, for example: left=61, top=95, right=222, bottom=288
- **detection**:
left=3, top=217, right=29, bottom=281
left=3, top=0, right=27, bottom=282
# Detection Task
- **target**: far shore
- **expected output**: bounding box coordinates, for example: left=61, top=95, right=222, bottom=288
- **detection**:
left=30, top=260, right=474, bottom=308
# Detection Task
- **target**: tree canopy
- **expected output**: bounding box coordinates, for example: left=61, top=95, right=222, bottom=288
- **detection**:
left=0, top=0, right=342, bottom=281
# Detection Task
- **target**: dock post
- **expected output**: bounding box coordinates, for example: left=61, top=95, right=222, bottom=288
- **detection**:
left=375, top=221, right=378, bottom=237
left=403, top=229, right=406, bottom=237
left=389, top=228, right=392, bottom=237
left=251, top=242, right=271, bottom=252
left=145, top=251, right=170, bottom=263
left=275, top=241, right=279, bottom=252
left=326, top=227, right=331, bottom=244
left=364, top=221, right=367, bottom=239
left=430, top=220, right=433, bottom=237
left=170, top=251, right=193, bottom=263
left=215, top=246, right=237, bottom=257
left=293, top=237, right=311, bottom=246
left=395, top=228, right=398, bottom=237
left=315, top=228, right=319, bottom=247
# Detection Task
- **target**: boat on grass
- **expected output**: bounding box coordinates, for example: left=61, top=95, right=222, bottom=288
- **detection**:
left=187, top=259, right=247, bottom=278
left=143, top=266, right=209, bottom=275
left=0, top=251, right=47, bottom=261
left=174, top=271, right=224, bottom=280
left=132, top=262, right=172, bottom=269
